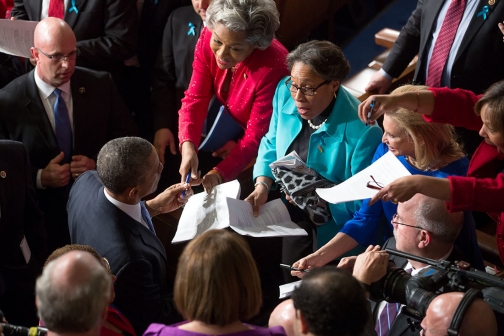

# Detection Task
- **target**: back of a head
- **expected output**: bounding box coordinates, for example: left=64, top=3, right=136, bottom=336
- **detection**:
left=387, top=85, right=464, bottom=170
left=174, top=229, right=262, bottom=326
left=408, top=194, right=463, bottom=245
left=206, top=0, right=280, bottom=49
left=36, top=251, right=111, bottom=334
left=291, top=267, right=369, bottom=336
left=97, top=137, right=153, bottom=194
left=424, top=292, right=497, bottom=336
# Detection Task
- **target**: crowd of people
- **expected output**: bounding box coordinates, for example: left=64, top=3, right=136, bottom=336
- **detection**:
left=0, top=0, right=503, bottom=335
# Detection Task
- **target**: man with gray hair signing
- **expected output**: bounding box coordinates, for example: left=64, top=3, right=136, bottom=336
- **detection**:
left=36, top=250, right=111, bottom=336
left=68, top=136, right=192, bottom=335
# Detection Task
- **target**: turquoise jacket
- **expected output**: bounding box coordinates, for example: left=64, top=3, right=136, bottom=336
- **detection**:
left=253, top=78, right=383, bottom=246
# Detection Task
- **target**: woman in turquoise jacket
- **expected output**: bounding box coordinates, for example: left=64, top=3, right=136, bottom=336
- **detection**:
left=245, top=40, right=382, bottom=282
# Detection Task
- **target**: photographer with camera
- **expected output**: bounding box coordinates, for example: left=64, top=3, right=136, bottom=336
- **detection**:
left=346, top=194, right=465, bottom=336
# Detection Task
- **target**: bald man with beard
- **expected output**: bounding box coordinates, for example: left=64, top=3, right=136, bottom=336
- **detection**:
left=0, top=17, right=137, bottom=252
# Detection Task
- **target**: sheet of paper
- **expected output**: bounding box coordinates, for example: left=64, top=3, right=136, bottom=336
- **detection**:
left=227, top=198, right=307, bottom=237
left=279, top=280, right=302, bottom=299
left=0, top=19, right=38, bottom=58
left=316, top=151, right=411, bottom=204
left=172, top=180, right=241, bottom=243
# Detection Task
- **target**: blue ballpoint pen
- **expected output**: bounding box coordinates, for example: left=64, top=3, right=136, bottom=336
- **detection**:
left=182, top=172, right=191, bottom=198
left=367, top=98, right=376, bottom=126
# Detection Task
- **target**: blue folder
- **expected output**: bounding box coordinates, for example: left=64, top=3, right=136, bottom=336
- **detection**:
left=198, top=105, right=243, bottom=152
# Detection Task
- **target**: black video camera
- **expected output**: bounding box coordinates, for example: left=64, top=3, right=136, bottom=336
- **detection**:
left=370, top=248, right=504, bottom=318
left=0, top=311, right=47, bottom=336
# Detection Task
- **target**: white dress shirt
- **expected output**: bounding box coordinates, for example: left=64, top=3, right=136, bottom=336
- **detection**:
left=103, top=188, right=150, bottom=230
left=33, top=68, right=74, bottom=189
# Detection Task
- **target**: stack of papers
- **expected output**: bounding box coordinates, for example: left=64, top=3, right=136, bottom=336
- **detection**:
left=172, top=180, right=307, bottom=243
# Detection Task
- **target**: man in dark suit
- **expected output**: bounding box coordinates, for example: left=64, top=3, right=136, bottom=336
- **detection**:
left=0, top=17, right=137, bottom=251
left=68, top=137, right=191, bottom=335
left=367, top=0, right=504, bottom=95
left=0, top=140, right=47, bottom=327
left=366, top=0, right=504, bottom=156
left=350, top=193, right=465, bottom=336
left=151, top=1, right=209, bottom=164
left=11, top=0, right=138, bottom=82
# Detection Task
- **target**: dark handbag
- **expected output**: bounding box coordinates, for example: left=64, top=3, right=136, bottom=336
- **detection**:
left=271, top=166, right=335, bottom=226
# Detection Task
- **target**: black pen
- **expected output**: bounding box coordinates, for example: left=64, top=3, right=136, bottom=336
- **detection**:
left=366, top=98, right=376, bottom=126
left=280, top=263, right=309, bottom=273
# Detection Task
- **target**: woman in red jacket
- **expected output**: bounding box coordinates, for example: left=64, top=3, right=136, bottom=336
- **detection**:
left=358, top=82, right=504, bottom=264
left=174, top=0, right=288, bottom=193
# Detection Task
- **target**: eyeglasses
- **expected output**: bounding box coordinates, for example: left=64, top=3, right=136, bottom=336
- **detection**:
left=366, top=175, right=384, bottom=190
left=285, top=78, right=330, bottom=96
left=36, top=48, right=79, bottom=63
left=392, top=213, right=427, bottom=231
left=101, top=257, right=112, bottom=275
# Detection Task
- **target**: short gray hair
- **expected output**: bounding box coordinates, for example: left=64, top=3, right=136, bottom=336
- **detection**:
left=286, top=40, right=350, bottom=81
left=413, top=195, right=463, bottom=244
left=36, top=252, right=111, bottom=333
left=97, top=137, right=153, bottom=194
left=206, top=0, right=280, bottom=50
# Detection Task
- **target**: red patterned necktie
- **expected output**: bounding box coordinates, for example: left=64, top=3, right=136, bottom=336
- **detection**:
left=48, top=0, right=64, bottom=19
left=425, top=0, right=467, bottom=87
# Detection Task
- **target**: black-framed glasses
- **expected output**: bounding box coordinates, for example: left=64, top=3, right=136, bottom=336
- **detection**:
left=366, top=175, right=384, bottom=190
left=285, top=78, right=330, bottom=96
left=392, top=213, right=428, bottom=231
left=36, top=48, right=79, bottom=63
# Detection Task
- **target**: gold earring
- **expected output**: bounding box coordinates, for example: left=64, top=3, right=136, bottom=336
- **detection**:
left=334, top=92, right=337, bottom=99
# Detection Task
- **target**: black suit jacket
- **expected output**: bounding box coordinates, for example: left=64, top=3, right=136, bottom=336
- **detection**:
left=383, top=0, right=504, bottom=95
left=68, top=171, right=173, bottom=335
left=0, top=67, right=137, bottom=250
left=11, top=0, right=138, bottom=77
left=151, top=5, right=203, bottom=132
left=0, top=140, right=47, bottom=326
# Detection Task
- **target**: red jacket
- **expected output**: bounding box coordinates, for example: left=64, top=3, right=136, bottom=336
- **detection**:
left=178, top=27, right=289, bottom=181
left=427, top=87, right=504, bottom=264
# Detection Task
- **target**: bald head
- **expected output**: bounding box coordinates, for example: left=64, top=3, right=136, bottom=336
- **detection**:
left=32, top=17, right=77, bottom=87
left=421, top=292, right=497, bottom=336
left=34, top=17, right=76, bottom=48
left=36, top=251, right=111, bottom=334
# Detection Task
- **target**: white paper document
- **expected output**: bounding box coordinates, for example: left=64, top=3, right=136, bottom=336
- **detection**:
left=173, top=180, right=307, bottom=243
left=316, top=151, right=411, bottom=204
left=0, top=19, right=38, bottom=58
left=279, top=280, right=302, bottom=299
left=227, top=198, right=307, bottom=237
left=172, top=180, right=241, bottom=243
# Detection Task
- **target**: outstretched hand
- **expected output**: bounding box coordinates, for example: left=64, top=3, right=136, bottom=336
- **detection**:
left=146, top=183, right=192, bottom=216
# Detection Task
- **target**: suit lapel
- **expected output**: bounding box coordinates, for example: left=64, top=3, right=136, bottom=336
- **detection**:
left=64, top=0, right=85, bottom=28
left=456, top=0, right=501, bottom=63
left=98, top=189, right=168, bottom=262
left=0, top=155, right=10, bottom=227
left=24, top=71, right=59, bottom=153
left=419, top=0, right=445, bottom=56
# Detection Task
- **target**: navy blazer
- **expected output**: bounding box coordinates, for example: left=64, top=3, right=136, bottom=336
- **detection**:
left=68, top=171, right=173, bottom=335
left=383, top=0, right=504, bottom=95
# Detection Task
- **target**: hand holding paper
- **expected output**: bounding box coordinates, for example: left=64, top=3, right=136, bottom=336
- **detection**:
left=315, top=152, right=411, bottom=204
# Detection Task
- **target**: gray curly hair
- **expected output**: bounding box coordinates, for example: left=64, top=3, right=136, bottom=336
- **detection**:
left=206, top=0, right=280, bottom=50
